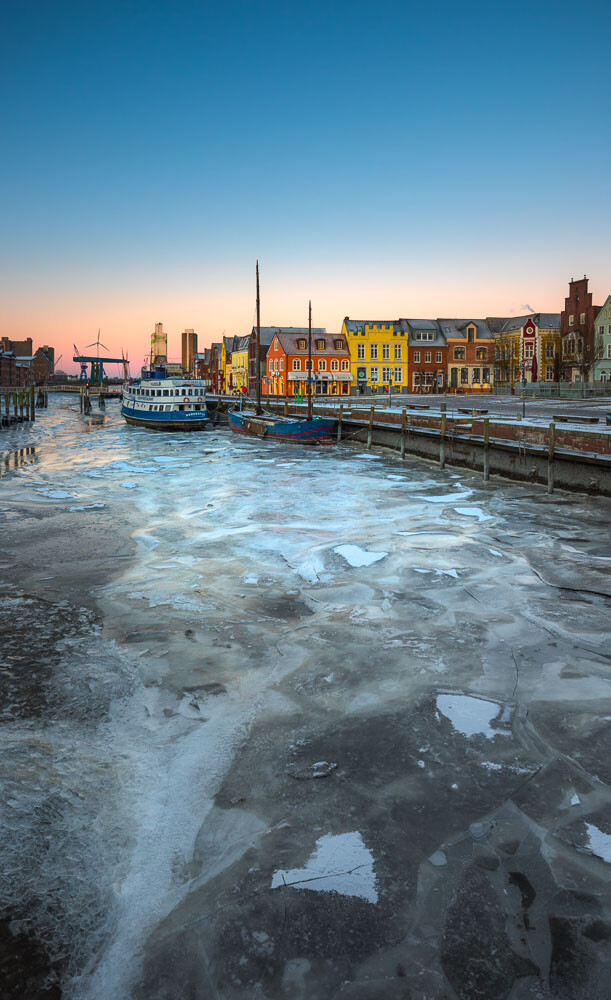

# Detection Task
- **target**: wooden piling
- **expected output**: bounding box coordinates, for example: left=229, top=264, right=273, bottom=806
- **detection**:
left=30, top=385, right=35, bottom=422
left=439, top=412, right=446, bottom=469
left=337, top=404, right=343, bottom=443
left=283, top=398, right=288, bottom=417
left=547, top=421, right=555, bottom=494
left=483, top=418, right=490, bottom=481
left=400, top=408, right=406, bottom=460
left=367, top=405, right=374, bottom=449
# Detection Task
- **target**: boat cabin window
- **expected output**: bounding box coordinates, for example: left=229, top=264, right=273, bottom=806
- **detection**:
left=163, top=390, right=169, bottom=396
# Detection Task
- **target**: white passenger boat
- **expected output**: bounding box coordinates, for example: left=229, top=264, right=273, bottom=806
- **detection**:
left=121, top=372, right=210, bottom=431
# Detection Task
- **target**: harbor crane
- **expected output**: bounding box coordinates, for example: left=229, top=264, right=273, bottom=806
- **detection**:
left=72, top=331, right=125, bottom=383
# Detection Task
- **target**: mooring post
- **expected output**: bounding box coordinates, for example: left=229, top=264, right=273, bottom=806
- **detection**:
left=30, top=385, right=35, bottom=422
left=367, top=405, right=374, bottom=449
left=547, top=421, right=555, bottom=494
left=337, top=403, right=343, bottom=443
left=44, top=391, right=48, bottom=408
left=440, top=412, right=446, bottom=469
left=400, top=407, right=406, bottom=460
left=13, top=392, right=18, bottom=422
left=80, top=386, right=83, bottom=412
left=483, top=417, right=490, bottom=481
left=283, top=398, right=288, bottom=417
left=4, top=394, right=9, bottom=424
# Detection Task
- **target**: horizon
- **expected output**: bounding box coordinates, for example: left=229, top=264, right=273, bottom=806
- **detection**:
left=1, top=0, right=610, bottom=374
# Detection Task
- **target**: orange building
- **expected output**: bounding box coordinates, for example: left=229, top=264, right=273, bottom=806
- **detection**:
left=264, top=330, right=352, bottom=396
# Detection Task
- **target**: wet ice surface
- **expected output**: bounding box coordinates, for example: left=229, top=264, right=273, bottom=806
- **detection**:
left=1, top=399, right=611, bottom=1000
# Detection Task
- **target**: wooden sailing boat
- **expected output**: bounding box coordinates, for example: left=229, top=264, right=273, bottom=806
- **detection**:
left=227, top=263, right=336, bottom=444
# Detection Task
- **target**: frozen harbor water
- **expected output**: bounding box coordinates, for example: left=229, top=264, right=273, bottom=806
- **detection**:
left=1, top=398, right=611, bottom=999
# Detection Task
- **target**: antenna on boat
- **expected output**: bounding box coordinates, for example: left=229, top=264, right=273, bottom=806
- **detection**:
left=307, top=300, right=313, bottom=420
left=256, top=260, right=262, bottom=415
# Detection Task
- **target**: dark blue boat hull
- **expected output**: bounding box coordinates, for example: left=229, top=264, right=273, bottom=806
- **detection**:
left=228, top=410, right=335, bottom=443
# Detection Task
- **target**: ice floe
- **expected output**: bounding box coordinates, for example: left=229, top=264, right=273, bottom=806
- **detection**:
left=585, top=822, right=611, bottom=863
left=36, top=488, right=73, bottom=499
left=67, top=503, right=106, bottom=512
left=271, top=831, right=378, bottom=903
left=415, top=491, right=473, bottom=503
left=454, top=507, right=493, bottom=522
left=334, top=545, right=388, bottom=568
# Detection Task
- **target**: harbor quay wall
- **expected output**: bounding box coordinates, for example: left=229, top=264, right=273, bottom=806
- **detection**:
left=260, top=401, right=611, bottom=497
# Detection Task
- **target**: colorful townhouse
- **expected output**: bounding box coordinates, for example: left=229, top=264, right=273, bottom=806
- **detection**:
left=248, top=327, right=278, bottom=396
left=341, top=319, right=408, bottom=394
left=593, top=295, right=611, bottom=383
left=560, top=276, right=602, bottom=382
left=489, top=314, right=561, bottom=388
left=229, top=336, right=251, bottom=392
left=264, top=330, right=351, bottom=396
left=440, top=320, right=494, bottom=392
left=404, top=320, right=447, bottom=392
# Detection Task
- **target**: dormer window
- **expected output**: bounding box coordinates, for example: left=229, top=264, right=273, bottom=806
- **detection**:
left=467, top=326, right=475, bottom=342
left=316, top=339, right=325, bottom=349
left=334, top=339, right=344, bottom=349
left=297, top=339, right=306, bottom=349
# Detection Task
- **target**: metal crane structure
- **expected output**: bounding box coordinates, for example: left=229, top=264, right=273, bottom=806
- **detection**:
left=73, top=331, right=124, bottom=383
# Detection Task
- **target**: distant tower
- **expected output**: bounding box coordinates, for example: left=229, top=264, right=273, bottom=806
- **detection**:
left=181, top=329, right=198, bottom=374
left=151, top=322, right=167, bottom=367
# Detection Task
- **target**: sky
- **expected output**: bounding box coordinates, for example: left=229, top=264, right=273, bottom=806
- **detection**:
left=1, top=0, right=610, bottom=373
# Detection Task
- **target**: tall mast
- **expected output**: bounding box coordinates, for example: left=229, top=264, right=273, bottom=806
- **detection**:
left=307, top=300, right=313, bottom=420
left=256, top=260, right=262, bottom=414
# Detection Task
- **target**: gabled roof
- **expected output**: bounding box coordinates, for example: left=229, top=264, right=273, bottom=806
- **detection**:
left=252, top=326, right=326, bottom=348
left=487, top=313, right=561, bottom=333
left=438, top=319, right=493, bottom=340
left=275, top=331, right=349, bottom=356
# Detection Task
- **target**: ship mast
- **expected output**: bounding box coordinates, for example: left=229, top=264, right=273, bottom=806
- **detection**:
left=307, top=300, right=313, bottom=420
left=256, top=260, right=262, bottom=415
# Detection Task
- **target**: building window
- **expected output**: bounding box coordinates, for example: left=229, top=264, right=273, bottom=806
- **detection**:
left=524, top=343, right=534, bottom=359
left=268, top=360, right=273, bottom=373
left=476, top=348, right=487, bottom=360
left=394, top=367, right=402, bottom=384
left=472, top=367, right=481, bottom=383
left=425, top=351, right=431, bottom=363
left=482, top=367, right=490, bottom=382
left=394, top=344, right=402, bottom=360
left=454, top=347, right=465, bottom=360
left=414, top=351, right=420, bottom=363
left=607, top=344, right=611, bottom=359
left=316, top=339, right=325, bottom=349
left=331, top=359, right=339, bottom=371
left=546, top=365, right=554, bottom=380
left=382, top=366, right=392, bottom=382
left=334, top=339, right=344, bottom=350
left=370, top=366, right=379, bottom=382
left=569, top=315, right=574, bottom=326
left=297, top=339, right=306, bottom=349
left=370, top=345, right=378, bottom=360
left=357, top=344, right=365, bottom=360
left=436, top=351, right=442, bottom=363
left=382, top=344, right=390, bottom=359
left=279, top=358, right=284, bottom=370
left=305, top=360, right=312, bottom=370
left=580, top=313, right=586, bottom=325
left=467, top=327, right=475, bottom=342
left=341, top=359, right=349, bottom=371
left=318, top=359, right=326, bottom=370
left=460, top=368, right=468, bottom=384
left=292, top=359, right=301, bottom=370
left=546, top=343, right=555, bottom=359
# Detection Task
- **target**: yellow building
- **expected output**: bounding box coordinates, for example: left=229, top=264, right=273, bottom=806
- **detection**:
left=341, top=318, right=408, bottom=395
left=228, top=336, right=250, bottom=391
left=490, top=313, right=561, bottom=388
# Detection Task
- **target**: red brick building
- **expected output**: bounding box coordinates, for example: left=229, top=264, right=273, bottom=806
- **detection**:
left=405, top=320, right=447, bottom=392
left=265, top=330, right=351, bottom=396
left=560, top=276, right=602, bottom=381
left=442, top=319, right=494, bottom=392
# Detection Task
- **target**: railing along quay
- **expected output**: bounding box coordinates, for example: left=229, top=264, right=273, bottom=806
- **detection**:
left=261, top=400, right=611, bottom=497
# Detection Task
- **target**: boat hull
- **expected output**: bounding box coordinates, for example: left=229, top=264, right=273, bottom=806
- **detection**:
left=228, top=410, right=335, bottom=443
left=121, top=405, right=210, bottom=432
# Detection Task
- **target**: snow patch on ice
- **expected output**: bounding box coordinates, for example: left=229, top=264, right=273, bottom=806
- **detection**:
left=436, top=694, right=510, bottom=739
left=67, top=503, right=106, bottom=512
left=585, top=823, right=611, bottom=863
left=243, top=574, right=259, bottom=585
left=271, top=831, right=378, bottom=903
left=570, top=793, right=581, bottom=806
left=489, top=548, right=504, bottom=558
left=415, top=491, right=473, bottom=503
left=334, top=545, right=388, bottom=568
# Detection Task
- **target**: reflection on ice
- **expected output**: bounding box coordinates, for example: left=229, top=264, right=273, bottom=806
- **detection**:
left=436, top=694, right=511, bottom=739
left=271, top=831, right=378, bottom=903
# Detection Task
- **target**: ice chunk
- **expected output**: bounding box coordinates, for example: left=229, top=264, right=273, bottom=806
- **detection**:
left=67, top=503, right=106, bottom=512
left=489, top=548, right=504, bottom=557
left=334, top=545, right=388, bottom=568
left=436, top=694, right=510, bottom=739
left=454, top=507, right=492, bottom=522
left=428, top=851, right=447, bottom=867
left=415, top=491, right=473, bottom=503
left=36, top=488, right=73, bottom=499
left=271, top=831, right=378, bottom=903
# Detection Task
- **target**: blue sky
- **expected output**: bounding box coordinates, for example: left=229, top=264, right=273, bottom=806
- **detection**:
left=1, top=0, right=610, bottom=367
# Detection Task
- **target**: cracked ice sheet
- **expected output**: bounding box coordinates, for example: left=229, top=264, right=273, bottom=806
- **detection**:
left=271, top=831, right=378, bottom=903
